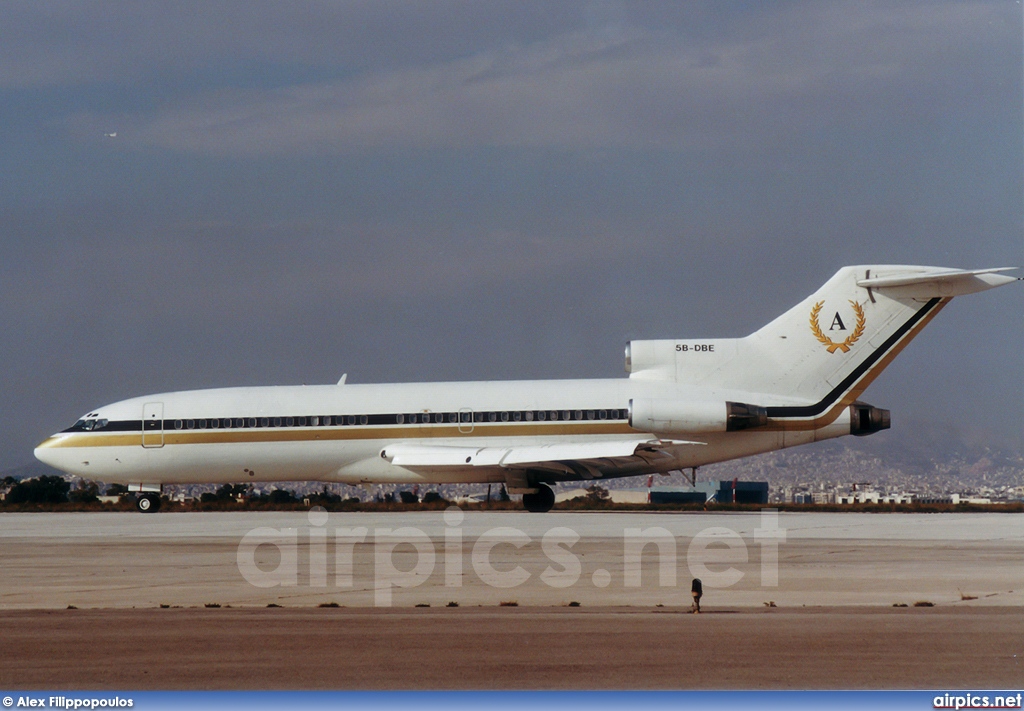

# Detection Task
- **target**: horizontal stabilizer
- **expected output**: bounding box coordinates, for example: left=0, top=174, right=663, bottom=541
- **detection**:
left=857, top=267, right=1020, bottom=296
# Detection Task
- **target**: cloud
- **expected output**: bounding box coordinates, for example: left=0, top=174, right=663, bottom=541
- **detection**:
left=49, top=1, right=1018, bottom=157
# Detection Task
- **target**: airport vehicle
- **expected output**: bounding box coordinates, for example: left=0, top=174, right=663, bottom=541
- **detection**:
left=35, top=265, right=1019, bottom=512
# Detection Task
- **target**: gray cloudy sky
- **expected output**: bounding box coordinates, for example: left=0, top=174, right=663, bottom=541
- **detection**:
left=2, top=1, right=1022, bottom=471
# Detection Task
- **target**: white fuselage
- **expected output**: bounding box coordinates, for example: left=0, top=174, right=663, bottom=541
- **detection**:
left=34, top=378, right=844, bottom=487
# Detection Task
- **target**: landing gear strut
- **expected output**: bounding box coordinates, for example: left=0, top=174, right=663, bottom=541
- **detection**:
left=522, top=483, right=555, bottom=513
left=136, top=493, right=161, bottom=513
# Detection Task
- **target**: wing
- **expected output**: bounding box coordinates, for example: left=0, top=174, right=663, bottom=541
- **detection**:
left=380, top=438, right=704, bottom=480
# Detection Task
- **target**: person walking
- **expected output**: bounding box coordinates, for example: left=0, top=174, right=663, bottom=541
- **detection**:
left=691, top=578, right=703, bottom=613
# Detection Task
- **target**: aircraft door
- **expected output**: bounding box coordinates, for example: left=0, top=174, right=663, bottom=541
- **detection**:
left=142, top=402, right=164, bottom=448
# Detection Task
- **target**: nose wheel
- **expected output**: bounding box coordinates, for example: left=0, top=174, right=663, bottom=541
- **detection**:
left=522, top=483, right=555, bottom=513
left=136, top=493, right=162, bottom=513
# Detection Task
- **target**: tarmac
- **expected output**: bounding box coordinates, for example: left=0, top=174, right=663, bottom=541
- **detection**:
left=1, top=510, right=1022, bottom=688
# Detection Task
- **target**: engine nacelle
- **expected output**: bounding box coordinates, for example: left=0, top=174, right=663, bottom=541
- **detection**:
left=629, top=398, right=767, bottom=435
left=850, top=402, right=890, bottom=436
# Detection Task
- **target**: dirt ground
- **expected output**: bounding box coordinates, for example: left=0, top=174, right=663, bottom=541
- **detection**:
left=1, top=511, right=1021, bottom=690
left=1, top=606, right=1022, bottom=690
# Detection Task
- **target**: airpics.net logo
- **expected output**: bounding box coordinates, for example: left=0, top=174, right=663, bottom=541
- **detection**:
left=933, top=692, right=1023, bottom=709
left=235, top=507, right=787, bottom=606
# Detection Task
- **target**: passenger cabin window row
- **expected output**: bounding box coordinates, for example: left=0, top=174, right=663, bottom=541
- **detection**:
left=165, top=409, right=630, bottom=430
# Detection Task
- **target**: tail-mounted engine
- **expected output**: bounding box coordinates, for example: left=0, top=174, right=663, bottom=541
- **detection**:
left=850, top=402, right=890, bottom=436
left=629, top=398, right=767, bottom=435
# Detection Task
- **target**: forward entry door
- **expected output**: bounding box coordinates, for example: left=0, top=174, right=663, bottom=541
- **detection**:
left=142, top=402, right=164, bottom=448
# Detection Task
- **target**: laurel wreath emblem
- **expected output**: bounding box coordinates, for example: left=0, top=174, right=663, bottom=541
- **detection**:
left=810, top=299, right=866, bottom=353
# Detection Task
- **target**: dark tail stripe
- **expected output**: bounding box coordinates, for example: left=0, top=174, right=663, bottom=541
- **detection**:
left=766, top=297, right=941, bottom=419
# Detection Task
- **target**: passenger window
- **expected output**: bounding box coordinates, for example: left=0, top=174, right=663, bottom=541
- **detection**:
left=210, top=419, right=219, bottom=429
left=359, top=415, right=368, bottom=425
left=396, top=414, right=404, bottom=424
left=346, top=416, right=355, bottom=425
left=175, top=420, right=183, bottom=430
left=525, top=411, right=534, bottom=421
left=186, top=419, right=195, bottom=429
left=512, top=411, right=521, bottom=422
left=311, top=417, right=319, bottom=426
left=488, top=412, right=497, bottom=422
left=501, top=412, right=509, bottom=422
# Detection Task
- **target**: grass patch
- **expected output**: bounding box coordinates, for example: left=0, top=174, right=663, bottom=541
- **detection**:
left=446, top=601, right=459, bottom=608
left=567, top=601, right=581, bottom=607
left=266, top=603, right=282, bottom=608
left=318, top=602, right=340, bottom=608
left=499, top=601, right=518, bottom=607
left=204, top=603, right=221, bottom=608
left=913, top=601, right=934, bottom=607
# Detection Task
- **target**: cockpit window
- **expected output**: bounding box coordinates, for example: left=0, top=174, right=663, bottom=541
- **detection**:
left=77, top=418, right=109, bottom=431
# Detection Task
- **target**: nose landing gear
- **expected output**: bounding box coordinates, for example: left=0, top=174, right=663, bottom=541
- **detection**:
left=136, top=493, right=162, bottom=513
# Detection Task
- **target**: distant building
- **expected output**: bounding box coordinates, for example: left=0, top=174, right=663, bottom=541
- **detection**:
left=649, top=487, right=707, bottom=505
left=650, top=480, right=769, bottom=505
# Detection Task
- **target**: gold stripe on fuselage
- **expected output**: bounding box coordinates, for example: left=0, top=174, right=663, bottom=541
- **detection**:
left=37, top=421, right=637, bottom=449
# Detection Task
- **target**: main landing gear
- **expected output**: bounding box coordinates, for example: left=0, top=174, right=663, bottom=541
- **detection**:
left=522, top=483, right=555, bottom=513
left=135, top=493, right=162, bottom=513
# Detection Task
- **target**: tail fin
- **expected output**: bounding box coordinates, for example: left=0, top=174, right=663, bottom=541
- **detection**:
left=627, top=266, right=1019, bottom=413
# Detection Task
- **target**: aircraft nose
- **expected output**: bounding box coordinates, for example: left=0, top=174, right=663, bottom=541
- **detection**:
left=34, top=436, right=70, bottom=473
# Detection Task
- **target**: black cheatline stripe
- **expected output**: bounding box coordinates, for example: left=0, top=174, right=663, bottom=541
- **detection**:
left=61, top=420, right=142, bottom=433
left=62, top=408, right=631, bottom=433
left=766, top=297, right=941, bottom=419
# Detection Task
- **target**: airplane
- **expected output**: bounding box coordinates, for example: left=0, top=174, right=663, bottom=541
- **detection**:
left=35, top=264, right=1020, bottom=513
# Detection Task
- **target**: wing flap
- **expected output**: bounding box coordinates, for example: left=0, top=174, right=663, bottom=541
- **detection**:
left=383, top=438, right=702, bottom=469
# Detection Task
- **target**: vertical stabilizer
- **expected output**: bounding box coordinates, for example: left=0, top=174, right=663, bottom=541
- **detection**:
left=629, top=265, right=1018, bottom=422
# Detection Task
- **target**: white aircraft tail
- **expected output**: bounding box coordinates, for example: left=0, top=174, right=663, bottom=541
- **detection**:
left=627, top=265, right=1019, bottom=417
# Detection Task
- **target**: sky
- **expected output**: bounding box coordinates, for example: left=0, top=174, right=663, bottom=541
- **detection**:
left=2, top=1, right=1022, bottom=471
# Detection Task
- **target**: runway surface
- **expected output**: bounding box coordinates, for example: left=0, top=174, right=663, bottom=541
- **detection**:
left=1, top=511, right=1021, bottom=608
left=1, top=511, right=1022, bottom=689
left=2, top=606, right=1022, bottom=689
